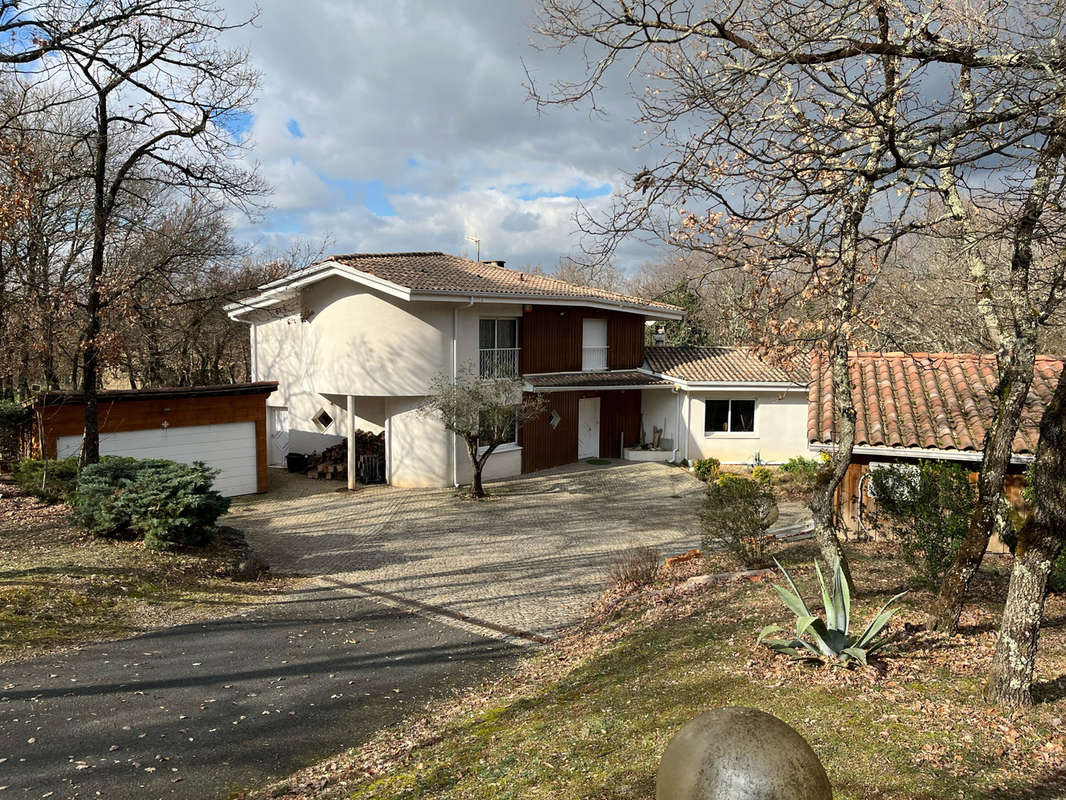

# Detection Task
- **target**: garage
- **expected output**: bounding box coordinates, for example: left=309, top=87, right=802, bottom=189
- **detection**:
left=28, top=382, right=278, bottom=497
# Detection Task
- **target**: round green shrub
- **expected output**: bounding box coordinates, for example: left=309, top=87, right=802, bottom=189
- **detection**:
left=751, top=465, right=773, bottom=486
left=701, top=474, right=778, bottom=569
left=692, top=457, right=721, bottom=482
left=74, top=457, right=230, bottom=550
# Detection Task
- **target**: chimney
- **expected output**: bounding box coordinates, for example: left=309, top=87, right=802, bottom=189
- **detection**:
left=482, top=260, right=506, bottom=268
left=654, top=326, right=666, bottom=346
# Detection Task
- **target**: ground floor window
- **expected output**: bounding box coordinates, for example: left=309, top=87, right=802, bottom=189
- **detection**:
left=477, top=408, right=519, bottom=450
left=704, top=398, right=756, bottom=433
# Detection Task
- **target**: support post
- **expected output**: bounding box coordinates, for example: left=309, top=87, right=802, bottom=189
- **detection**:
left=347, top=394, right=357, bottom=491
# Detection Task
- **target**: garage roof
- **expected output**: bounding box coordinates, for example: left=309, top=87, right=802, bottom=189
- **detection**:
left=32, top=382, right=278, bottom=407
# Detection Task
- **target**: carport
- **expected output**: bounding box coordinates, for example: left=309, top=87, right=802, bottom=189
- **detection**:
left=27, top=382, right=277, bottom=496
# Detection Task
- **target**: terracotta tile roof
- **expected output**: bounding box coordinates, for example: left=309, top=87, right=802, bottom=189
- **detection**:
left=525, top=370, right=669, bottom=389
left=328, top=252, right=682, bottom=314
left=808, top=352, right=1064, bottom=456
left=644, top=346, right=805, bottom=384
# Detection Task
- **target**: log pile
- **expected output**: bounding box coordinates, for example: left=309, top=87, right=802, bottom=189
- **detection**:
left=305, top=431, right=385, bottom=481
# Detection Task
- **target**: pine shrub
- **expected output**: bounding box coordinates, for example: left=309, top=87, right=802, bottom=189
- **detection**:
left=14, top=457, right=80, bottom=504
left=74, top=457, right=230, bottom=550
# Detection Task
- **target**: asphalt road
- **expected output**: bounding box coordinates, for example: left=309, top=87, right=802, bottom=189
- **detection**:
left=0, top=583, right=519, bottom=799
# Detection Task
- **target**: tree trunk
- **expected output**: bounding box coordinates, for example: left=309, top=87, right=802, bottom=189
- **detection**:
left=80, top=92, right=110, bottom=466
left=987, top=367, right=1066, bottom=707
left=928, top=343, right=1038, bottom=633
left=808, top=339, right=855, bottom=587
left=470, top=466, right=485, bottom=499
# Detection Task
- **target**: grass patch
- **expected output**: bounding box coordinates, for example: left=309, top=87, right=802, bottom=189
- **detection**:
left=236, top=544, right=1066, bottom=800
left=0, top=481, right=290, bottom=662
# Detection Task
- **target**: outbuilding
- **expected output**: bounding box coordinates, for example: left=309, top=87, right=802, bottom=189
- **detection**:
left=27, top=382, right=278, bottom=496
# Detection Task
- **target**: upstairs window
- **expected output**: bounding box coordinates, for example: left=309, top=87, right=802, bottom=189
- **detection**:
left=479, top=318, right=519, bottom=377
left=581, top=317, right=608, bottom=371
left=704, top=399, right=756, bottom=434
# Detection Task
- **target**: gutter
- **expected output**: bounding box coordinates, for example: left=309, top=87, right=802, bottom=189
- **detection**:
left=808, top=442, right=1035, bottom=465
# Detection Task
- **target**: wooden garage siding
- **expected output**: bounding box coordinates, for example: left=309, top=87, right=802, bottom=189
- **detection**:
left=33, top=391, right=272, bottom=493
left=519, top=389, right=642, bottom=474
left=519, top=306, right=645, bottom=374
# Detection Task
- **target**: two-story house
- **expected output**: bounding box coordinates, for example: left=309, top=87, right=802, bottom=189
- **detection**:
left=226, top=252, right=687, bottom=487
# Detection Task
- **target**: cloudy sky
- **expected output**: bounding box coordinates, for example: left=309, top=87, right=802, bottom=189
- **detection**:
left=219, top=1, right=659, bottom=271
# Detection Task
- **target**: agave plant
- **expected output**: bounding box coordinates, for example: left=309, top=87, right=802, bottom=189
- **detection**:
left=757, top=557, right=906, bottom=666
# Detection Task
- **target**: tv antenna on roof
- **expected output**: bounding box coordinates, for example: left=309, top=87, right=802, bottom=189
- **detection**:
left=465, top=234, right=480, bottom=262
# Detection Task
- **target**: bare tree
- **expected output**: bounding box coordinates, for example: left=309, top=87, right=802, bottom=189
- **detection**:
left=421, top=368, right=545, bottom=499
left=1, top=1, right=266, bottom=463
left=530, top=1, right=1066, bottom=602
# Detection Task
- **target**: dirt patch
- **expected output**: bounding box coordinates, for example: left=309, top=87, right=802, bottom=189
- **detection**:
left=0, top=482, right=294, bottom=663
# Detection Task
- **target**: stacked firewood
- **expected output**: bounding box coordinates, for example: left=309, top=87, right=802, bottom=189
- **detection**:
left=305, top=431, right=385, bottom=481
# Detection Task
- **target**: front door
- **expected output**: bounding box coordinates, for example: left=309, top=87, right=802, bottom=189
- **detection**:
left=578, top=397, right=600, bottom=459
left=267, top=406, right=290, bottom=466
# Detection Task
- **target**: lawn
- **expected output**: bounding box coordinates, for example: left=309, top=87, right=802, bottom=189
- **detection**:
left=0, top=481, right=291, bottom=662
left=236, top=542, right=1066, bottom=800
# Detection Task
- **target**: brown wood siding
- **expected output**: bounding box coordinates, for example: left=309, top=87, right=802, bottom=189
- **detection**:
left=519, top=306, right=646, bottom=374
left=32, top=392, right=271, bottom=492
left=520, top=389, right=642, bottom=472
left=606, top=313, right=645, bottom=370
left=599, top=390, right=641, bottom=458
left=520, top=391, right=578, bottom=473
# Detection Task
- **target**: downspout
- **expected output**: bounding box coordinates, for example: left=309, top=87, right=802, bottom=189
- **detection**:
left=684, top=391, right=693, bottom=464
left=452, top=297, right=475, bottom=487
left=672, top=385, right=682, bottom=463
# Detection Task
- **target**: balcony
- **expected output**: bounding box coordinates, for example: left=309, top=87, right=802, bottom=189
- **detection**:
left=581, top=346, right=609, bottom=371
left=479, top=347, right=520, bottom=378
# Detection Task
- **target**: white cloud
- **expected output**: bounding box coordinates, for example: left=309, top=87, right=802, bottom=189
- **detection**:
left=221, top=0, right=662, bottom=270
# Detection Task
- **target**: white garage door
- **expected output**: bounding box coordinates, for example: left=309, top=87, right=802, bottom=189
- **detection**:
left=57, top=422, right=258, bottom=497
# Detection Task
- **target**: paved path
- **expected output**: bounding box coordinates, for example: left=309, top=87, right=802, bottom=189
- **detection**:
left=226, top=461, right=706, bottom=641
left=0, top=584, right=517, bottom=799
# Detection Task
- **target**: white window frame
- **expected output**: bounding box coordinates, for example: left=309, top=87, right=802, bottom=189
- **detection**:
left=703, top=397, right=758, bottom=438
left=478, top=317, right=521, bottom=377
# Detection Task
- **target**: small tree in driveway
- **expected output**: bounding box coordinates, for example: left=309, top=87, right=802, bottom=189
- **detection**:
left=422, top=367, right=544, bottom=499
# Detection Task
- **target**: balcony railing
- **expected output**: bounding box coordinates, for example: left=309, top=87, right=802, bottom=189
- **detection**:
left=479, top=347, right=520, bottom=378
left=581, top=346, right=609, bottom=371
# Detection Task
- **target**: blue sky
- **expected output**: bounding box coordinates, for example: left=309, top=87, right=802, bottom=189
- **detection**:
left=220, top=1, right=659, bottom=270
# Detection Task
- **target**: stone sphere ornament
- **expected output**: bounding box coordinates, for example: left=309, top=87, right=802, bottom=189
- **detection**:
left=656, top=707, right=833, bottom=800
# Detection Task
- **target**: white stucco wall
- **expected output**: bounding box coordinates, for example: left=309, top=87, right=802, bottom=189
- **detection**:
left=640, top=389, right=681, bottom=452
left=679, top=389, right=812, bottom=465
left=385, top=397, right=451, bottom=488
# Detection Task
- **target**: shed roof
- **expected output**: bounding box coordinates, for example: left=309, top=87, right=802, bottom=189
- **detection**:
left=807, top=352, right=1063, bottom=457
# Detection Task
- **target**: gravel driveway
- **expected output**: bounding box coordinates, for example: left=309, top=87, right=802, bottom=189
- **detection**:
left=226, top=461, right=704, bottom=641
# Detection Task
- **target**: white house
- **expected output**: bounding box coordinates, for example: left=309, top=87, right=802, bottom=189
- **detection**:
left=226, top=251, right=814, bottom=489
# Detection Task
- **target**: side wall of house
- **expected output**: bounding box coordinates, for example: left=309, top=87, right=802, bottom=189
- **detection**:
left=679, top=389, right=812, bottom=464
